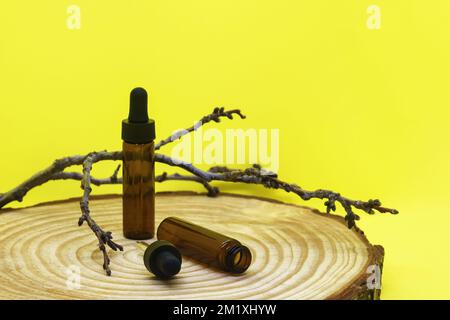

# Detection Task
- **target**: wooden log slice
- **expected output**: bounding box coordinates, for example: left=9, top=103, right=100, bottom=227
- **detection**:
left=0, top=192, right=384, bottom=300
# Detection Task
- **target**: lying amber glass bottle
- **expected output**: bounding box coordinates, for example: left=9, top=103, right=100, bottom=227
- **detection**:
left=157, top=217, right=252, bottom=274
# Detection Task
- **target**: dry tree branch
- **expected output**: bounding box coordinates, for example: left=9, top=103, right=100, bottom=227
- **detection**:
left=52, top=170, right=218, bottom=196
left=0, top=153, right=217, bottom=275
left=0, top=151, right=122, bottom=208
left=49, top=162, right=398, bottom=229
left=154, top=154, right=213, bottom=180
left=52, top=165, right=122, bottom=186
left=0, top=150, right=123, bottom=275
left=78, top=152, right=124, bottom=276
left=205, top=165, right=399, bottom=228
left=155, top=172, right=219, bottom=197
left=0, top=107, right=398, bottom=275
left=0, top=155, right=87, bottom=208
left=0, top=105, right=244, bottom=209
left=155, top=107, right=245, bottom=151
left=138, top=159, right=398, bottom=229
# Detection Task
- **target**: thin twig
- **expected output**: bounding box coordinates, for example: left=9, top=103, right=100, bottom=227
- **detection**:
left=155, top=172, right=219, bottom=197
left=155, top=107, right=245, bottom=151
left=0, top=155, right=87, bottom=208
left=52, top=170, right=218, bottom=196
left=154, top=153, right=214, bottom=181
left=0, top=151, right=122, bottom=208
left=78, top=152, right=123, bottom=276
left=52, top=165, right=122, bottom=186
left=206, top=164, right=399, bottom=228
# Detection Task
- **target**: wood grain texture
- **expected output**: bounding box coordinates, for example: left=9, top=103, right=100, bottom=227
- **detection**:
left=0, top=192, right=383, bottom=300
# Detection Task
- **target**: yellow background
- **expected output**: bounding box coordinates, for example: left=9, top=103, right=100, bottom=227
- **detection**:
left=1, top=0, right=449, bottom=299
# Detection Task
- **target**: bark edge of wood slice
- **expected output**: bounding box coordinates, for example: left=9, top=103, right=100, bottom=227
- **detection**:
left=0, top=191, right=384, bottom=300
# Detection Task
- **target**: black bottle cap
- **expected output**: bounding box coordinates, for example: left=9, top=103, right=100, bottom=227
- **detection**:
left=122, top=87, right=156, bottom=144
left=143, top=240, right=182, bottom=278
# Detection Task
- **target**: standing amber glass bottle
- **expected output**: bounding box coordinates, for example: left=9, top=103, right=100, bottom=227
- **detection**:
left=157, top=217, right=252, bottom=273
left=122, top=87, right=156, bottom=240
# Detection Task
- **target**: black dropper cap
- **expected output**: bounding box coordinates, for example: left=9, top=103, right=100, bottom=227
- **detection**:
left=143, top=240, right=182, bottom=278
left=122, top=87, right=156, bottom=144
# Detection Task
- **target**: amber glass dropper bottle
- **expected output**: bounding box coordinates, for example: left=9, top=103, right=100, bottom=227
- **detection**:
left=122, top=87, right=156, bottom=240
left=157, top=217, right=252, bottom=273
